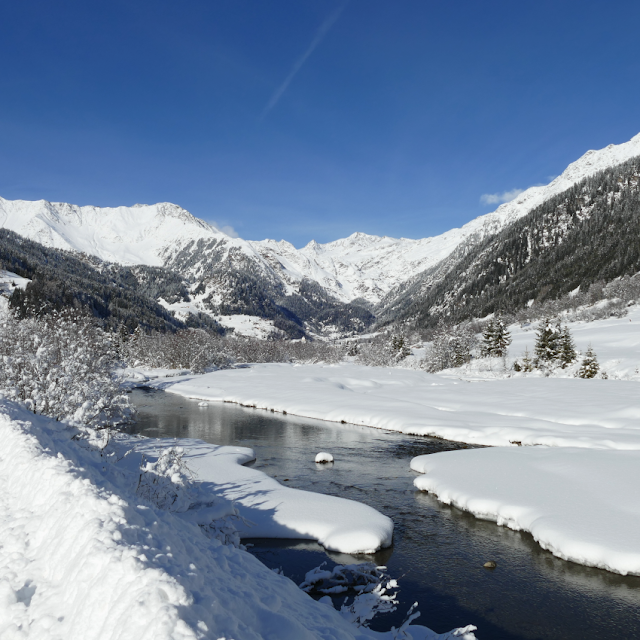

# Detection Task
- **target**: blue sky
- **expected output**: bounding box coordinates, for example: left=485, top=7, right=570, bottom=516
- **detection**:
left=1, top=0, right=640, bottom=246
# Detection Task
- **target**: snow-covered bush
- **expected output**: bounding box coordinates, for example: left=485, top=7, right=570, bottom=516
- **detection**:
left=124, top=327, right=231, bottom=372
left=136, top=446, right=194, bottom=512
left=422, top=321, right=477, bottom=372
left=226, top=335, right=342, bottom=365
left=134, top=445, right=243, bottom=546
left=0, top=308, right=132, bottom=427
left=124, top=330, right=344, bottom=370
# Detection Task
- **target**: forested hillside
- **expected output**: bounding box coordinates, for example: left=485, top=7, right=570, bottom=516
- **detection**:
left=0, top=229, right=220, bottom=333
left=0, top=229, right=374, bottom=338
left=391, top=155, right=640, bottom=328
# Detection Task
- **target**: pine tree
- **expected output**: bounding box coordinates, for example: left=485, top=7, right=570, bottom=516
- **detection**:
left=521, top=347, right=534, bottom=372
left=577, top=345, right=600, bottom=378
left=391, top=334, right=411, bottom=360
left=558, top=325, right=577, bottom=368
left=481, top=316, right=512, bottom=357
left=534, top=318, right=561, bottom=364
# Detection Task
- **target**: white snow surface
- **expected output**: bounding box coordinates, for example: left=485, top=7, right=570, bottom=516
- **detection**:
left=128, top=439, right=392, bottom=554
left=4, top=133, right=640, bottom=303
left=411, top=447, right=640, bottom=575
left=0, top=270, right=30, bottom=298
left=0, top=399, right=473, bottom=640
left=159, top=363, right=640, bottom=449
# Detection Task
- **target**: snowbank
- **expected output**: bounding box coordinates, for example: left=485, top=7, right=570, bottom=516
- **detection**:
left=411, top=447, right=640, bottom=575
left=127, top=439, right=392, bottom=554
left=0, top=399, right=473, bottom=640
left=159, top=363, right=640, bottom=449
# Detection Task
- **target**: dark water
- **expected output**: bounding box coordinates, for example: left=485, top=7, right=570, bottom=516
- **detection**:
left=129, top=388, right=640, bottom=640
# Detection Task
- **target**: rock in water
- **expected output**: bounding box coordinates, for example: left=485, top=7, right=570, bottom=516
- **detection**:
left=315, top=452, right=334, bottom=464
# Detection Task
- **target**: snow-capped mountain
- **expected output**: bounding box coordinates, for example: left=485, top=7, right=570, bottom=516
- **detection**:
left=0, top=199, right=231, bottom=266
left=2, top=132, right=640, bottom=333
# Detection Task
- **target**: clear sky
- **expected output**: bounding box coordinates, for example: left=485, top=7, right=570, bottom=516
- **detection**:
left=2, top=0, right=640, bottom=246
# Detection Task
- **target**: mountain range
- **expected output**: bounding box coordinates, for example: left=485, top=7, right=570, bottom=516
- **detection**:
left=2, top=132, right=640, bottom=337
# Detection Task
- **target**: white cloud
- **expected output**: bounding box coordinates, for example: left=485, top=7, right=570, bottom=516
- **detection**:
left=480, top=188, right=525, bottom=206
left=210, top=221, right=239, bottom=238
left=261, top=4, right=346, bottom=118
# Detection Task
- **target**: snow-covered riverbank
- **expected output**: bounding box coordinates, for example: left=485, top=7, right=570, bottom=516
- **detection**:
left=157, top=363, right=640, bottom=449
left=0, top=399, right=476, bottom=639
left=127, top=438, right=393, bottom=554
left=411, top=447, right=640, bottom=575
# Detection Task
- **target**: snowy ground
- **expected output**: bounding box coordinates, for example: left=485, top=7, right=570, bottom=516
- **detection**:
left=158, top=363, right=640, bottom=449
left=0, top=270, right=30, bottom=298
left=0, top=398, right=476, bottom=640
left=443, top=304, right=640, bottom=381
left=411, top=447, right=640, bottom=575
left=212, top=314, right=281, bottom=339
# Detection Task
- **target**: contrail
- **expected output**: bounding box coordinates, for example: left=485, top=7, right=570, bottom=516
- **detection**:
left=261, top=4, right=346, bottom=118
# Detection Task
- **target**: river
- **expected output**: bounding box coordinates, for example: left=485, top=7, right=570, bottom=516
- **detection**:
left=129, top=388, right=640, bottom=639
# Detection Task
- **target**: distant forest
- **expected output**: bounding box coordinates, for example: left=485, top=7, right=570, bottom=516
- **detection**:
left=382, top=155, right=640, bottom=328
left=0, top=229, right=220, bottom=333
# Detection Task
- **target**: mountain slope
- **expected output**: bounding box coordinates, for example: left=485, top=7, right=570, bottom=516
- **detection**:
left=375, top=133, right=640, bottom=322
left=402, top=154, right=640, bottom=328
left=3, top=132, right=640, bottom=334
left=0, top=228, right=222, bottom=332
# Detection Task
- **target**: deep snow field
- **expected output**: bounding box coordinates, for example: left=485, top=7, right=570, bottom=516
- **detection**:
left=449, top=304, right=640, bottom=381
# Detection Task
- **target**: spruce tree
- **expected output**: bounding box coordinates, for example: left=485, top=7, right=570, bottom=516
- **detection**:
left=481, top=316, right=511, bottom=357
left=534, top=318, right=561, bottom=364
left=558, top=325, right=577, bottom=368
left=577, top=346, right=600, bottom=378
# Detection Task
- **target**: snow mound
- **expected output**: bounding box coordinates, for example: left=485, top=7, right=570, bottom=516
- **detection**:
left=128, top=439, right=391, bottom=554
left=411, top=447, right=640, bottom=576
left=315, top=452, right=334, bottom=463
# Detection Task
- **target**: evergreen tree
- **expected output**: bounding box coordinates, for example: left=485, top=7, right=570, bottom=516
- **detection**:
left=534, top=318, right=561, bottom=364
left=391, top=334, right=411, bottom=360
left=558, top=325, right=577, bottom=368
left=481, top=316, right=511, bottom=357
left=577, top=345, right=600, bottom=378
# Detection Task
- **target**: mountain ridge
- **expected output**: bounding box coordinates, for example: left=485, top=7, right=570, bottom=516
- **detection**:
left=3, top=132, right=640, bottom=334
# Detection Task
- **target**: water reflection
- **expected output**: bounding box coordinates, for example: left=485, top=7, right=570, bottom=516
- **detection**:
left=129, top=389, right=640, bottom=640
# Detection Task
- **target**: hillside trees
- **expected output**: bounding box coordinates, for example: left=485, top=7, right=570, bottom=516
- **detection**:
left=394, top=155, right=640, bottom=330
left=423, top=321, right=477, bottom=372
left=0, top=308, right=132, bottom=427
